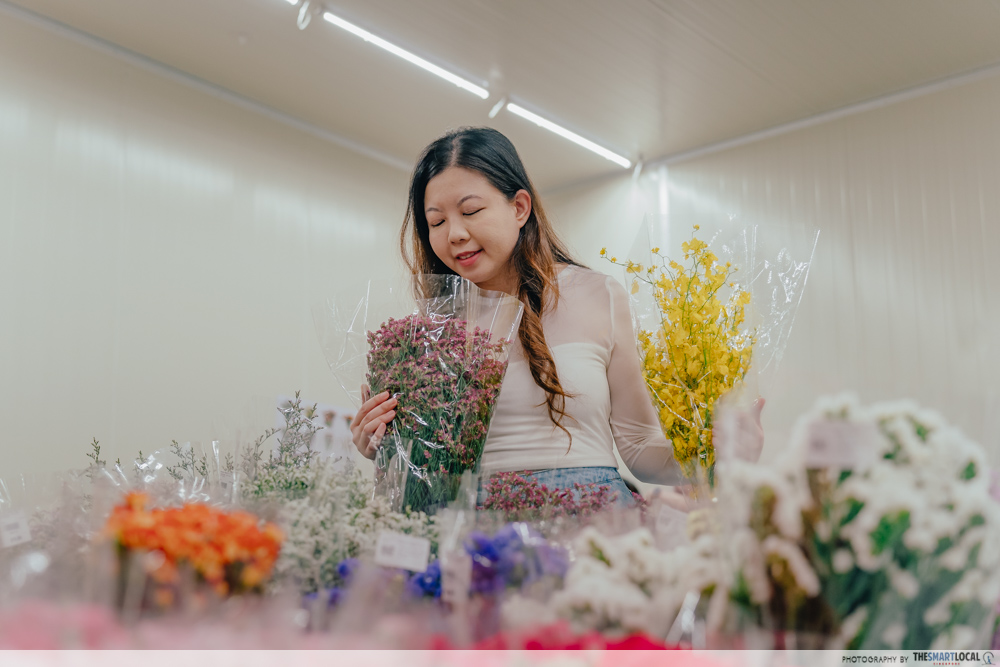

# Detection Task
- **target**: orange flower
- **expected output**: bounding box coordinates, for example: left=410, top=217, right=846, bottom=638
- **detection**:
left=102, top=493, right=284, bottom=596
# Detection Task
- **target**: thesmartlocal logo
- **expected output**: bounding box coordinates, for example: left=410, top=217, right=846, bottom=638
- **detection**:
left=911, top=651, right=994, bottom=666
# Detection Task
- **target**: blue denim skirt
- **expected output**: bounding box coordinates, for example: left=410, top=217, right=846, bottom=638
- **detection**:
left=479, top=466, right=635, bottom=508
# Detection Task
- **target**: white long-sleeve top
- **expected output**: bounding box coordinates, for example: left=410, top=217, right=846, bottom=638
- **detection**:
left=481, top=265, right=682, bottom=485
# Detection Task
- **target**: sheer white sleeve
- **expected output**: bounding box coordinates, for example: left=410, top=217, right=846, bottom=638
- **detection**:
left=604, top=276, right=683, bottom=485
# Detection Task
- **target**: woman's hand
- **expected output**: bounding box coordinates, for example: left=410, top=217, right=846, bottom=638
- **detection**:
left=350, top=387, right=398, bottom=460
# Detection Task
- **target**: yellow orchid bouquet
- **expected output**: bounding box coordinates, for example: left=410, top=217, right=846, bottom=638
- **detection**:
left=604, top=225, right=754, bottom=485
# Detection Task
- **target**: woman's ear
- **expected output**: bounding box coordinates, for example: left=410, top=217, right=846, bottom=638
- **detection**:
left=513, top=189, right=532, bottom=228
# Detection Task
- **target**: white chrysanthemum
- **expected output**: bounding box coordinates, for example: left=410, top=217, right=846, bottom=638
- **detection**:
left=725, top=393, right=1000, bottom=649
left=881, top=623, right=906, bottom=648
left=733, top=528, right=771, bottom=604
left=761, top=535, right=820, bottom=596
left=930, top=625, right=978, bottom=651
left=839, top=607, right=868, bottom=645
left=887, top=565, right=919, bottom=600
left=551, top=526, right=727, bottom=636
left=551, top=575, right=653, bottom=636
left=832, top=549, right=854, bottom=574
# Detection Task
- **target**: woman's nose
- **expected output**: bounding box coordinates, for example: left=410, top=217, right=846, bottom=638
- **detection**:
left=448, top=218, right=469, bottom=243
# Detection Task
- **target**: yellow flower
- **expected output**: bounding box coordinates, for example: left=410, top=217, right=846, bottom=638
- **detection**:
left=600, top=247, right=607, bottom=256
left=600, top=227, right=754, bottom=483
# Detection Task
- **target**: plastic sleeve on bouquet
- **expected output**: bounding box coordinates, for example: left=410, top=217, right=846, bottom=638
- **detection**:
left=611, top=214, right=817, bottom=488
left=0, top=469, right=117, bottom=607
left=316, top=274, right=523, bottom=514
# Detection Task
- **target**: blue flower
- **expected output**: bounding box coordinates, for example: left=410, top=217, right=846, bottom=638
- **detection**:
left=405, top=559, right=442, bottom=598
left=302, top=586, right=344, bottom=609
left=336, top=557, right=360, bottom=584
left=461, top=522, right=568, bottom=594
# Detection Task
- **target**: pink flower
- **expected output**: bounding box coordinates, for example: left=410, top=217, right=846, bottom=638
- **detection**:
left=367, top=314, right=510, bottom=510
left=479, top=472, right=619, bottom=521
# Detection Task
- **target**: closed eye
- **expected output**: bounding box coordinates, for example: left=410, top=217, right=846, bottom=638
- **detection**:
left=429, top=219, right=445, bottom=228
left=463, top=208, right=484, bottom=216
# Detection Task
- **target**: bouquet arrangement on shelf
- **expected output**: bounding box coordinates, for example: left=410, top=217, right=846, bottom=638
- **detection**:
left=478, top=472, right=622, bottom=522
left=315, top=275, right=524, bottom=513
left=720, top=394, right=1000, bottom=650
left=103, top=492, right=283, bottom=610
left=463, top=523, right=569, bottom=597
left=501, top=525, right=725, bottom=645
left=274, top=460, right=438, bottom=596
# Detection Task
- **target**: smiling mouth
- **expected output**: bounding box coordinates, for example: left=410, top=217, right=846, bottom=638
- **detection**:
left=456, top=250, right=482, bottom=261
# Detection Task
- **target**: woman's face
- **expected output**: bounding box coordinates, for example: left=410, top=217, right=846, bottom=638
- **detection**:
left=424, top=166, right=531, bottom=293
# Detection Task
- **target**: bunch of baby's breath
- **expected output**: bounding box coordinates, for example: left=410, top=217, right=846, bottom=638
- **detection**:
left=229, top=392, right=322, bottom=502
left=165, top=440, right=209, bottom=480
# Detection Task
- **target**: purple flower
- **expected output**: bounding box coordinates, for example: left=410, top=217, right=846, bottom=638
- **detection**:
left=302, top=586, right=343, bottom=609
left=405, top=560, right=442, bottom=599
left=336, top=557, right=360, bottom=584
left=463, top=523, right=568, bottom=595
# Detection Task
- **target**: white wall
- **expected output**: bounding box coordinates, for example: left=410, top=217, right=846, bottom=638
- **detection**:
left=0, top=13, right=410, bottom=477
left=4, top=7, right=998, bottom=484
left=546, top=71, right=1000, bottom=466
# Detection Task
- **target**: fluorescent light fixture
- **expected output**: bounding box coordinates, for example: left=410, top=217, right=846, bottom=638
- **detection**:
left=322, top=11, right=489, bottom=99
left=506, top=103, right=631, bottom=169
left=284, top=0, right=296, bottom=4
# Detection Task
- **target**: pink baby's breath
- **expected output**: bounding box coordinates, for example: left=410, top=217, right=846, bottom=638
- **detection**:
left=480, top=472, right=618, bottom=521
left=367, top=313, right=508, bottom=476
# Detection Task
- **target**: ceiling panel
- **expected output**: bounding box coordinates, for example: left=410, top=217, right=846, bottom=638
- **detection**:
left=4, top=0, right=1000, bottom=190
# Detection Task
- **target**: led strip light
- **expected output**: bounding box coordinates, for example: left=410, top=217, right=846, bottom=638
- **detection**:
left=284, top=2, right=631, bottom=168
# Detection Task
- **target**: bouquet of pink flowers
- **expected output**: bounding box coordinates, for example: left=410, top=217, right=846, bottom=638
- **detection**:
left=367, top=312, right=511, bottom=511
left=316, top=275, right=523, bottom=514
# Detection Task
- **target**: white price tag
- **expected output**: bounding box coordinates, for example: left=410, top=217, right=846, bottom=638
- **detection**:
left=0, top=510, right=31, bottom=549
left=440, top=550, right=472, bottom=606
left=219, top=471, right=235, bottom=491
left=374, top=531, right=431, bottom=573
left=805, top=422, right=880, bottom=470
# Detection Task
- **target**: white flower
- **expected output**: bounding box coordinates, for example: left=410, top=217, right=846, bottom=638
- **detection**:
left=887, top=565, right=919, bottom=600
left=930, top=625, right=978, bottom=651
left=881, top=623, right=906, bottom=648
left=832, top=549, right=854, bottom=574
left=761, top=535, right=820, bottom=597
left=839, top=607, right=868, bottom=645
left=272, top=459, right=437, bottom=593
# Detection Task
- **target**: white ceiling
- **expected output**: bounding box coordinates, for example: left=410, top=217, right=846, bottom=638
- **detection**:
left=6, top=0, right=1000, bottom=190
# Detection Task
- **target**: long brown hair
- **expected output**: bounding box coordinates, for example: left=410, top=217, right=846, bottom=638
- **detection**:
left=400, top=126, right=580, bottom=440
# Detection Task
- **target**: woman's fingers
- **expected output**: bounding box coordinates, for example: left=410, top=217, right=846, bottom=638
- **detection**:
left=350, top=392, right=398, bottom=457
left=360, top=390, right=391, bottom=415
left=364, top=422, right=386, bottom=458
left=351, top=393, right=396, bottom=435
left=362, top=408, right=396, bottom=436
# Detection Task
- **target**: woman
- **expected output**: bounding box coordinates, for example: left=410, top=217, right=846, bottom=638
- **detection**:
left=351, top=127, right=761, bottom=505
